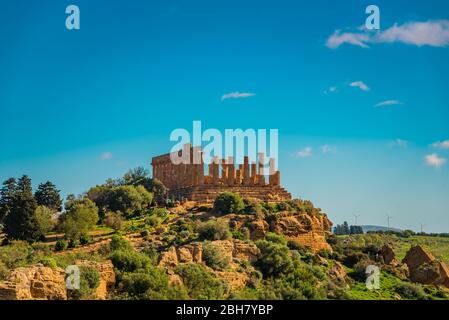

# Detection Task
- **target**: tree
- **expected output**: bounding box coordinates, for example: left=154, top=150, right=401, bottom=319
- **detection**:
left=255, top=240, right=293, bottom=278
left=60, top=197, right=99, bottom=241
left=106, top=185, right=153, bottom=217
left=34, top=181, right=62, bottom=212
left=0, top=178, right=18, bottom=223
left=35, top=205, right=55, bottom=235
left=4, top=175, right=41, bottom=242
left=104, top=211, right=124, bottom=231
left=213, top=192, right=244, bottom=214
left=196, top=219, right=231, bottom=241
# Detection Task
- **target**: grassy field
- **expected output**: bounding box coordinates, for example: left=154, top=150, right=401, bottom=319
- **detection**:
left=392, top=235, right=449, bottom=265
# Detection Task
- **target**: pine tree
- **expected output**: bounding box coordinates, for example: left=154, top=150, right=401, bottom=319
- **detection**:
left=35, top=181, right=62, bottom=212
left=0, top=178, right=18, bottom=223
left=4, top=175, right=41, bottom=242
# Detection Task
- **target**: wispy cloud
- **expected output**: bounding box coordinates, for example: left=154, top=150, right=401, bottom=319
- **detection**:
left=295, top=147, right=313, bottom=158
left=349, top=81, right=370, bottom=92
left=388, top=139, right=409, bottom=148
left=323, top=86, right=338, bottom=95
left=431, top=140, right=449, bottom=150
left=221, top=91, right=256, bottom=101
left=326, top=30, right=370, bottom=49
left=321, top=144, right=337, bottom=154
left=374, top=100, right=404, bottom=108
left=100, top=152, right=113, bottom=160
left=327, top=20, right=449, bottom=49
left=425, top=153, right=447, bottom=168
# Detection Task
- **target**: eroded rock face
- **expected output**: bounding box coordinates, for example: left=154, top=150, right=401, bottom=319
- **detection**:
left=0, top=264, right=66, bottom=300
left=381, top=244, right=398, bottom=265
left=158, top=239, right=259, bottom=290
left=402, top=245, right=449, bottom=288
left=271, top=212, right=332, bottom=253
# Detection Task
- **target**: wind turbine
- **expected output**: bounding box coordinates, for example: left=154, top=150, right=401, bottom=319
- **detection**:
left=387, top=215, right=393, bottom=231
left=353, top=214, right=361, bottom=226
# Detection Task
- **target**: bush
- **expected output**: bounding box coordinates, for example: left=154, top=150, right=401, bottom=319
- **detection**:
left=109, top=235, right=133, bottom=252
left=265, top=232, right=287, bottom=246
left=39, top=256, right=57, bottom=268
left=202, top=242, right=230, bottom=271
left=0, top=241, right=32, bottom=269
left=68, top=239, right=79, bottom=248
left=196, top=219, right=231, bottom=241
left=395, top=282, right=427, bottom=300
left=79, top=233, right=93, bottom=245
left=175, top=263, right=227, bottom=299
left=55, top=239, right=69, bottom=251
left=68, top=266, right=101, bottom=300
left=104, top=212, right=124, bottom=231
left=255, top=240, right=293, bottom=278
left=145, top=215, right=161, bottom=228
left=110, top=250, right=152, bottom=273
left=35, top=205, right=55, bottom=235
left=213, top=192, right=244, bottom=214
left=0, top=262, right=10, bottom=280
left=242, top=198, right=263, bottom=217
left=59, top=197, right=99, bottom=242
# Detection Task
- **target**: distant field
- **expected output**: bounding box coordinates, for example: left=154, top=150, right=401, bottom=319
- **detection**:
left=392, top=235, right=449, bottom=265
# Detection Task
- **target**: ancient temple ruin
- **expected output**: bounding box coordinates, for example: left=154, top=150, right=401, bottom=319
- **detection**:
left=151, top=144, right=291, bottom=202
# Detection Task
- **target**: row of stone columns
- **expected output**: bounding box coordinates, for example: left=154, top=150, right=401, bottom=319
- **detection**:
left=152, top=147, right=281, bottom=189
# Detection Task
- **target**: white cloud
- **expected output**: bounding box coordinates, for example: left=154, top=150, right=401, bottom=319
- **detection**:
left=321, top=144, right=337, bottom=154
left=221, top=91, right=256, bottom=101
left=327, top=20, right=449, bottom=49
left=374, top=100, right=404, bottom=107
left=295, top=147, right=312, bottom=158
left=425, top=153, right=447, bottom=168
left=100, top=152, right=113, bottom=160
left=388, top=139, right=408, bottom=148
left=376, top=20, right=449, bottom=47
left=431, top=140, right=449, bottom=149
left=349, top=81, right=370, bottom=91
left=326, top=30, right=370, bottom=49
left=324, top=86, right=338, bottom=95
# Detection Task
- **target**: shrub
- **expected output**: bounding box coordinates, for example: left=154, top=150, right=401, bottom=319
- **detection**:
left=68, top=266, right=101, bottom=300
left=196, top=219, right=231, bottom=241
left=213, top=192, right=244, bottom=214
left=202, top=242, right=230, bottom=271
left=79, top=233, right=93, bottom=245
left=104, top=212, right=124, bottom=231
left=39, top=256, right=57, bottom=269
left=265, top=232, right=287, bottom=246
left=109, top=235, right=133, bottom=252
left=55, top=240, right=69, bottom=251
left=35, top=205, right=55, bottom=235
left=0, top=262, right=10, bottom=280
left=255, top=240, right=293, bottom=278
left=395, top=282, right=427, bottom=300
left=175, top=263, right=227, bottom=299
left=145, top=215, right=161, bottom=228
left=59, top=197, right=99, bottom=242
left=0, top=241, right=32, bottom=269
left=68, top=239, right=79, bottom=248
left=242, top=198, right=263, bottom=217
left=110, top=250, right=152, bottom=273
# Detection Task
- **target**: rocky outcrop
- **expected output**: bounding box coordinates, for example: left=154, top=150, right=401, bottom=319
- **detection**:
left=0, top=264, right=66, bottom=300
left=402, top=245, right=449, bottom=288
left=381, top=244, right=398, bottom=265
left=158, top=239, right=259, bottom=290
left=75, top=260, right=115, bottom=300
left=271, top=212, right=332, bottom=253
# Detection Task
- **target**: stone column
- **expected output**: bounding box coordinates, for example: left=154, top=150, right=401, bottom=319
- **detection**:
left=269, top=158, right=276, bottom=186
left=250, top=161, right=257, bottom=185
left=227, top=156, right=235, bottom=186
left=243, top=156, right=250, bottom=186
left=258, top=153, right=265, bottom=186
left=221, top=159, right=228, bottom=185
left=212, top=157, right=219, bottom=185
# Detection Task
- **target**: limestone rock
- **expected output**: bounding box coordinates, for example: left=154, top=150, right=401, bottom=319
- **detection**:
left=271, top=212, right=332, bottom=253
left=402, top=245, right=449, bottom=288
left=381, top=244, right=398, bottom=265
left=249, top=220, right=269, bottom=240
left=0, top=264, right=66, bottom=300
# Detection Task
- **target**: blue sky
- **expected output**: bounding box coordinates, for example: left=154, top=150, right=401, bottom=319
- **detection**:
left=1, top=0, right=449, bottom=232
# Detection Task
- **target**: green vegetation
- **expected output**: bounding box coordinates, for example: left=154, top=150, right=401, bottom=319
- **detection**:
left=213, top=192, right=244, bottom=214
left=196, top=219, right=231, bottom=241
